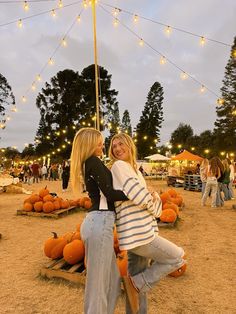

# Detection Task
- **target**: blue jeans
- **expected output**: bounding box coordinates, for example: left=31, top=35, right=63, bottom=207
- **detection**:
left=202, top=177, right=218, bottom=207
left=81, top=211, right=120, bottom=314
left=129, top=236, right=185, bottom=294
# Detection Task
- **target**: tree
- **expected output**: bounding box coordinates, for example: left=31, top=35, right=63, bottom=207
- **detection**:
left=214, top=36, right=236, bottom=152
left=21, top=144, right=36, bottom=159
left=0, top=73, right=15, bottom=127
left=170, top=123, right=194, bottom=152
left=135, top=82, right=164, bottom=158
left=121, top=110, right=132, bottom=136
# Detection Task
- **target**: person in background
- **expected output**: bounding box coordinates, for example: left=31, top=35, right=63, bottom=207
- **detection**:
left=61, top=160, right=70, bottom=192
left=221, top=159, right=231, bottom=201
left=202, top=157, right=221, bottom=208
left=215, top=157, right=225, bottom=207
left=228, top=158, right=235, bottom=199
left=200, top=158, right=209, bottom=196
left=70, top=128, right=128, bottom=314
left=109, top=133, right=186, bottom=314
left=41, top=164, right=48, bottom=180
left=30, top=161, right=40, bottom=183
left=195, top=163, right=200, bottom=175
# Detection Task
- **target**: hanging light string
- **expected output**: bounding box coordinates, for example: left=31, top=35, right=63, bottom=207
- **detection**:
left=99, top=1, right=231, bottom=47
left=0, top=8, right=84, bottom=130
left=0, top=0, right=83, bottom=28
left=99, top=4, right=221, bottom=99
left=0, top=1, right=55, bottom=3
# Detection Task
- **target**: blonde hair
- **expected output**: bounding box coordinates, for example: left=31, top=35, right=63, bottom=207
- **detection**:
left=70, top=127, right=102, bottom=196
left=108, top=133, right=137, bottom=172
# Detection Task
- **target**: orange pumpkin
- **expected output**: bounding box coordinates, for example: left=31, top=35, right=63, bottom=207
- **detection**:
left=76, top=222, right=81, bottom=232
left=167, top=189, right=178, bottom=198
left=71, top=231, right=81, bottom=241
left=53, top=200, right=61, bottom=210
left=43, top=201, right=55, bottom=213
left=160, top=192, right=171, bottom=204
left=163, top=203, right=179, bottom=215
left=29, top=194, right=41, bottom=204
left=169, top=263, right=187, bottom=277
left=63, top=239, right=85, bottom=265
left=116, top=251, right=128, bottom=277
left=60, top=200, right=70, bottom=209
left=44, top=232, right=67, bottom=259
left=43, top=194, right=54, bottom=202
left=160, top=208, right=177, bottom=223
left=39, top=186, right=50, bottom=198
left=24, top=197, right=31, bottom=203
left=79, top=196, right=90, bottom=208
left=63, top=232, right=75, bottom=243
left=23, top=202, right=33, bottom=212
left=69, top=199, right=77, bottom=207
left=84, top=199, right=92, bottom=209
left=34, top=201, right=43, bottom=212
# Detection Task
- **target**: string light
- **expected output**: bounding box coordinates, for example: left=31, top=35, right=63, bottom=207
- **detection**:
left=133, top=14, right=138, bottom=23
left=36, top=74, right=42, bottom=81
left=139, top=38, right=144, bottom=46
left=112, top=8, right=120, bottom=16
left=77, top=15, right=81, bottom=23
left=51, top=9, right=56, bottom=17
left=31, top=82, right=36, bottom=91
left=23, top=1, right=29, bottom=11
left=0, top=123, right=5, bottom=129
left=160, top=56, right=166, bottom=65
left=83, top=0, right=88, bottom=9
left=6, top=116, right=11, bottom=121
left=48, top=58, right=54, bottom=65
left=180, top=72, right=188, bottom=80
left=113, top=18, right=118, bottom=27
left=200, top=36, right=206, bottom=46
left=164, top=25, right=172, bottom=36
left=17, top=19, right=23, bottom=28
left=232, top=49, right=236, bottom=59
left=58, top=0, right=63, bottom=8
left=22, top=96, right=27, bottom=103
left=61, top=38, right=67, bottom=47
left=217, top=98, right=224, bottom=105
left=200, top=85, right=206, bottom=93
left=11, top=105, right=17, bottom=112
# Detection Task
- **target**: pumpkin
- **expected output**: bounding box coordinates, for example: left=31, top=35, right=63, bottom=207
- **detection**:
left=75, top=198, right=81, bottom=207
left=160, top=192, right=171, bottom=204
left=116, top=251, right=128, bottom=277
left=76, top=222, right=81, bottom=232
left=39, top=186, right=50, bottom=198
left=53, top=200, right=61, bottom=210
left=79, top=196, right=90, bottom=208
left=63, top=239, right=85, bottom=265
left=84, top=199, right=92, bottom=209
left=160, top=208, right=177, bottom=223
left=71, top=231, right=81, bottom=241
left=43, top=194, right=54, bottom=203
left=34, top=201, right=43, bottom=212
left=169, top=263, right=187, bottom=277
left=167, top=189, right=178, bottom=198
left=24, top=197, right=31, bottom=204
left=163, top=203, right=179, bottom=215
left=23, top=202, right=33, bottom=212
left=29, top=194, right=41, bottom=204
left=63, top=232, right=75, bottom=243
left=44, top=232, right=67, bottom=259
left=60, top=200, right=70, bottom=209
left=69, top=199, right=77, bottom=207
left=43, top=201, right=55, bottom=213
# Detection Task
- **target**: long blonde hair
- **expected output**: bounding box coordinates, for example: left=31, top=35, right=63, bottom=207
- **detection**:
left=108, top=133, right=137, bottom=172
left=70, top=127, right=102, bottom=196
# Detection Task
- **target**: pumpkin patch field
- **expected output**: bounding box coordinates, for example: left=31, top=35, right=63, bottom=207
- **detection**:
left=0, top=180, right=235, bottom=314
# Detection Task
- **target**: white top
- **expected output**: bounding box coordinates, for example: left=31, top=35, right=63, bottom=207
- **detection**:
left=111, top=160, right=162, bottom=250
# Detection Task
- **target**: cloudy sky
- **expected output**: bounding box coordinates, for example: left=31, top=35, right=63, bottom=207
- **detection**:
left=0, top=0, right=235, bottom=151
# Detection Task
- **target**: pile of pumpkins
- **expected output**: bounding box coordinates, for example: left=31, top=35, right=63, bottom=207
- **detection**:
left=159, top=188, right=184, bottom=223
left=22, top=186, right=92, bottom=213
left=43, top=223, right=128, bottom=277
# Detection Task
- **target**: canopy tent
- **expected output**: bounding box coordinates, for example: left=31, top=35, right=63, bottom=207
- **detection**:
left=171, top=150, right=203, bottom=161
left=144, top=153, right=170, bottom=161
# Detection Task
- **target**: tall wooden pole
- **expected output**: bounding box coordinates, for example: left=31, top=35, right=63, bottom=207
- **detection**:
left=92, top=0, right=100, bottom=131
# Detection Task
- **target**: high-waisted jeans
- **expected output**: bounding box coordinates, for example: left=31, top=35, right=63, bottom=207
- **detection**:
left=81, top=211, right=120, bottom=314
left=126, top=235, right=185, bottom=313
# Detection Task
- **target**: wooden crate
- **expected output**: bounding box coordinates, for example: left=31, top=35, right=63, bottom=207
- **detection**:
left=157, top=217, right=179, bottom=228
left=40, top=258, right=86, bottom=285
left=17, top=206, right=85, bottom=219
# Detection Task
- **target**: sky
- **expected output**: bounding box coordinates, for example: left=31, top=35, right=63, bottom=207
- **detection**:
left=0, top=0, right=235, bottom=151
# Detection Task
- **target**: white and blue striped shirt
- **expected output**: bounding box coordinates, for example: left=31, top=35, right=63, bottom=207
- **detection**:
left=111, top=160, right=162, bottom=250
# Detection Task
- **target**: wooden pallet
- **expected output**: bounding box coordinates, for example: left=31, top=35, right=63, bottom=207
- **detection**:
left=17, top=206, right=85, bottom=219
left=157, top=217, right=179, bottom=228
left=40, top=258, right=86, bottom=285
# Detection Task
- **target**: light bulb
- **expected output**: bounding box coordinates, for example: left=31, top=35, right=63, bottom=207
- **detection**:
left=139, top=38, right=144, bottom=46
left=133, top=14, right=138, bottom=23
left=61, top=38, right=67, bottom=47
left=51, top=9, right=56, bottom=17
left=77, top=15, right=81, bottom=23
left=22, top=96, right=27, bottom=102
left=180, top=72, right=188, bottom=80
left=17, top=19, right=23, bottom=28
left=58, top=0, right=63, bottom=8
left=160, top=56, right=166, bottom=65
left=36, top=74, right=41, bottom=81
left=200, top=85, right=206, bottom=93
left=31, top=83, right=36, bottom=91
left=165, top=25, right=172, bottom=36
left=200, top=36, right=206, bottom=46
left=48, top=58, right=54, bottom=65
left=23, top=1, right=29, bottom=11
left=113, top=18, right=119, bottom=27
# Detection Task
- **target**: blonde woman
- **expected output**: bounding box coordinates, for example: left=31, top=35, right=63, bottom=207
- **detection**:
left=70, top=128, right=128, bottom=314
left=109, top=133, right=186, bottom=314
left=200, top=158, right=209, bottom=195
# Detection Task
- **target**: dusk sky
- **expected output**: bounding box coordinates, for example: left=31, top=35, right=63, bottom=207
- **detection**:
left=0, top=0, right=235, bottom=151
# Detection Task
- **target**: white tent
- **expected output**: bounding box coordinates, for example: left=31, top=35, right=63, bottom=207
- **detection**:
left=144, top=153, right=170, bottom=161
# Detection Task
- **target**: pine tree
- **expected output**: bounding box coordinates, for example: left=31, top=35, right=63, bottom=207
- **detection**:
left=135, top=82, right=164, bottom=158
left=121, top=110, right=132, bottom=136
left=214, top=36, right=236, bottom=152
left=0, top=73, right=15, bottom=128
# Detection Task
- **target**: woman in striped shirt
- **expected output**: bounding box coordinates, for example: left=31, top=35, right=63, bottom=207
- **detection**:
left=109, top=133, right=186, bottom=314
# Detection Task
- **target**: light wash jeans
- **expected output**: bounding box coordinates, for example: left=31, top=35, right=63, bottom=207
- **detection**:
left=229, top=179, right=234, bottom=199
left=128, top=236, right=185, bottom=294
left=202, top=177, right=218, bottom=207
left=80, top=211, right=120, bottom=314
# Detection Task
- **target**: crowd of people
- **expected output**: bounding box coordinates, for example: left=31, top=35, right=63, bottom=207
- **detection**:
left=200, top=157, right=235, bottom=207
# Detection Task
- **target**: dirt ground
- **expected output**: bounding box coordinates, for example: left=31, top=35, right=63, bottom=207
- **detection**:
left=0, top=179, right=235, bottom=314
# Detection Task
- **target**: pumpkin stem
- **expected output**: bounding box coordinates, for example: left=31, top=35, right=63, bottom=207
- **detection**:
left=51, top=232, right=58, bottom=238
